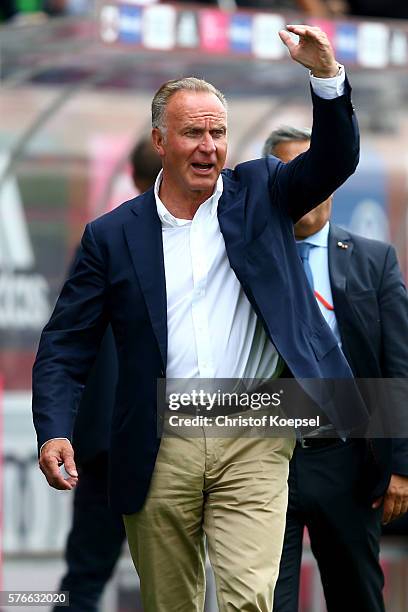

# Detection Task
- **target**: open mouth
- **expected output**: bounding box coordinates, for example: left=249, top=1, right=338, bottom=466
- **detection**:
left=191, top=163, right=214, bottom=172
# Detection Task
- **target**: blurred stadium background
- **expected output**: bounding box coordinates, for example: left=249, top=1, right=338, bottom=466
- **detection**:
left=1, top=2, right=408, bottom=610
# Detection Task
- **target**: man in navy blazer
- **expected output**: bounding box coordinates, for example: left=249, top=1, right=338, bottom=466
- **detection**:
left=33, top=25, right=364, bottom=612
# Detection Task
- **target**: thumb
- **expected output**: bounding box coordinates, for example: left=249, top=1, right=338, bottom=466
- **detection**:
left=372, top=496, right=383, bottom=509
left=279, top=30, right=297, bottom=55
left=62, top=449, right=78, bottom=478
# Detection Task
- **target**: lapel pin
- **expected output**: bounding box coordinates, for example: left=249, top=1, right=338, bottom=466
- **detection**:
left=337, top=241, right=348, bottom=249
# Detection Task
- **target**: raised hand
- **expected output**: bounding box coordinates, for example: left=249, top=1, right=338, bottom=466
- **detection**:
left=279, top=25, right=339, bottom=78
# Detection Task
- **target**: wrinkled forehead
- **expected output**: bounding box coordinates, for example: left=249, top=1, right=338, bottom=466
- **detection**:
left=165, top=90, right=227, bottom=127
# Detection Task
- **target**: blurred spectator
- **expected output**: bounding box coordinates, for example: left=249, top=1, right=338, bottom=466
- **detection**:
left=296, top=0, right=331, bottom=14
left=129, top=135, right=164, bottom=193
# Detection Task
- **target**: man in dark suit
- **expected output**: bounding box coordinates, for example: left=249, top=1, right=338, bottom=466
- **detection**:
left=263, top=126, right=408, bottom=612
left=33, top=25, right=364, bottom=611
left=54, top=137, right=162, bottom=612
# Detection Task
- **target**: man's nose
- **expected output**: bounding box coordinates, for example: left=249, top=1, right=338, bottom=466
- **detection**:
left=199, top=133, right=216, bottom=152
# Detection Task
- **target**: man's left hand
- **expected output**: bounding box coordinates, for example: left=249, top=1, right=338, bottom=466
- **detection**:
left=279, top=25, right=339, bottom=78
left=372, top=474, right=408, bottom=524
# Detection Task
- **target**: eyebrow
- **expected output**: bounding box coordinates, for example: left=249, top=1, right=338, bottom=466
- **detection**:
left=183, top=124, right=227, bottom=132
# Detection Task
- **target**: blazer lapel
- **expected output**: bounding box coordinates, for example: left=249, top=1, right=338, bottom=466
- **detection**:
left=124, top=190, right=167, bottom=367
left=217, top=173, right=247, bottom=263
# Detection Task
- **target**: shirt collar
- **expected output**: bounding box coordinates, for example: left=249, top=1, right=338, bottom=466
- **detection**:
left=297, top=221, right=330, bottom=247
left=154, top=169, right=223, bottom=227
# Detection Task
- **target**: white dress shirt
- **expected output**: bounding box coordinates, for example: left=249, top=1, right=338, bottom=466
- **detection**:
left=155, top=174, right=281, bottom=383
left=155, top=69, right=345, bottom=384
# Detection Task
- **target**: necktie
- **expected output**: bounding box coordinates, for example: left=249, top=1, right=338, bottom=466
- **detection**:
left=296, top=241, right=315, bottom=289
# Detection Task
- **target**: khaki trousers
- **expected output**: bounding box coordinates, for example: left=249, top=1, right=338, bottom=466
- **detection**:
left=123, top=423, right=295, bottom=612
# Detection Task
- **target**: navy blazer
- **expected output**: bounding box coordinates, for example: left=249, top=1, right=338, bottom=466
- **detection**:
left=329, top=224, right=408, bottom=497
left=64, top=249, right=118, bottom=465
left=33, top=84, right=365, bottom=514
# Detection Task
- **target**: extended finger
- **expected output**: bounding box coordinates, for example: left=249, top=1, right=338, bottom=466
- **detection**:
left=279, top=30, right=297, bottom=54
left=62, top=451, right=78, bottom=479
left=61, top=451, right=78, bottom=487
left=389, top=497, right=403, bottom=523
left=382, top=496, right=396, bottom=524
left=286, top=25, right=322, bottom=37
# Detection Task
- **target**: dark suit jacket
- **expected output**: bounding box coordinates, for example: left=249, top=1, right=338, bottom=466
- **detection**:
left=32, top=83, right=364, bottom=514
left=329, top=224, right=408, bottom=497
left=72, top=328, right=117, bottom=465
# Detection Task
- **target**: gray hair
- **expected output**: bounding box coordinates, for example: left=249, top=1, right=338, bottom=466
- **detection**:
left=151, top=77, right=228, bottom=130
left=262, top=126, right=312, bottom=157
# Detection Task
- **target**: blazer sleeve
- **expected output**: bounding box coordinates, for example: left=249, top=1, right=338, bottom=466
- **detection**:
left=375, top=245, right=408, bottom=476
left=272, top=77, right=359, bottom=223
left=32, top=222, right=109, bottom=450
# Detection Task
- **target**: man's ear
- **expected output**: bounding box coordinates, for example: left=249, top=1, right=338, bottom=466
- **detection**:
left=152, top=128, right=165, bottom=157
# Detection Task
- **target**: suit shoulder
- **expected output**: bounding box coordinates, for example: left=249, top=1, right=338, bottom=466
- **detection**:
left=89, top=190, right=156, bottom=237
left=224, top=157, right=281, bottom=185
left=332, top=225, right=393, bottom=258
